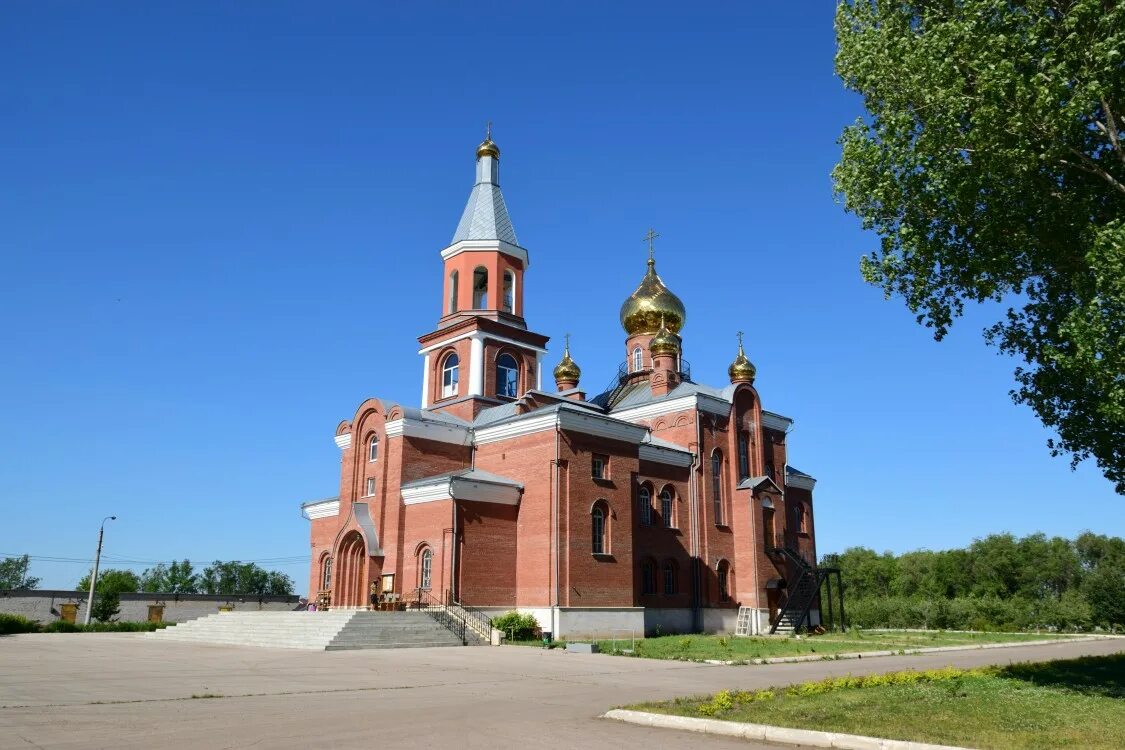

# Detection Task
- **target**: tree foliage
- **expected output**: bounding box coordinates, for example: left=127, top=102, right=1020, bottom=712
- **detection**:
left=0, top=555, right=40, bottom=589
left=139, top=560, right=198, bottom=593
left=76, top=568, right=139, bottom=595
left=199, top=561, right=294, bottom=596
left=825, top=531, right=1125, bottom=629
left=834, top=0, right=1125, bottom=491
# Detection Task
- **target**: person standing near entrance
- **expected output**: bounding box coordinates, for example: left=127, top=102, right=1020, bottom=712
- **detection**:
left=369, top=581, right=379, bottom=610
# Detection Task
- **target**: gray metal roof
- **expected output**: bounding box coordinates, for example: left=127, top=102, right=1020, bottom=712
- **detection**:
left=786, top=464, right=814, bottom=479
left=452, top=177, right=518, bottom=245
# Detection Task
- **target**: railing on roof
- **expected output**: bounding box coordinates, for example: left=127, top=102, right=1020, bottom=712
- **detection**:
left=596, top=359, right=693, bottom=408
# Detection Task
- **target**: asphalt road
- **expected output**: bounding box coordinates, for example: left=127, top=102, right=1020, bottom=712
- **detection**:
left=0, top=634, right=1120, bottom=749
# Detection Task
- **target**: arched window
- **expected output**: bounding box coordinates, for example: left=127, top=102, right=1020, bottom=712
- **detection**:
left=791, top=503, right=806, bottom=534
left=641, top=560, right=656, bottom=595
left=448, top=270, right=459, bottom=314
left=591, top=504, right=607, bottom=554
left=420, top=548, right=433, bottom=590
left=321, top=555, right=332, bottom=591
left=472, top=267, right=488, bottom=309
left=663, top=560, right=677, bottom=595
left=737, top=432, right=750, bottom=480
left=763, top=498, right=776, bottom=549
left=638, top=486, right=652, bottom=526
left=368, top=434, right=379, bottom=462
left=711, top=450, right=724, bottom=525
left=441, top=353, right=460, bottom=399
left=717, top=560, right=730, bottom=602
left=632, top=346, right=644, bottom=372
left=660, top=488, right=674, bottom=528
left=496, top=353, right=519, bottom=399
left=503, top=271, right=514, bottom=313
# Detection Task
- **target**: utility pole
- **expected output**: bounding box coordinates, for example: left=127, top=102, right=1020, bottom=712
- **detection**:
left=84, top=516, right=117, bottom=626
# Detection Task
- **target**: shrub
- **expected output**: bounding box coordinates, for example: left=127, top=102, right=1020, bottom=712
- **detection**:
left=42, top=620, right=81, bottom=633
left=492, top=611, right=539, bottom=640
left=0, top=613, right=39, bottom=634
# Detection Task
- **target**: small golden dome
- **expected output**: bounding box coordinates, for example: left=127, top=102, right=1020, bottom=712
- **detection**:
left=553, top=337, right=581, bottom=383
left=476, top=138, right=500, bottom=160
left=619, top=257, right=686, bottom=336
left=649, top=316, right=680, bottom=357
left=728, top=334, right=756, bottom=383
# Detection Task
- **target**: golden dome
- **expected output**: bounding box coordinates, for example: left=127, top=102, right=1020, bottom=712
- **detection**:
left=728, top=334, right=756, bottom=383
left=649, top=316, right=680, bottom=356
left=619, top=257, right=686, bottom=336
left=553, top=337, right=581, bottom=383
left=476, top=138, right=500, bottom=160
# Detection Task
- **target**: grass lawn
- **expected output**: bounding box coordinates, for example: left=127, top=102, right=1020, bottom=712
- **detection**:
left=626, top=653, right=1125, bottom=750
left=591, top=629, right=1074, bottom=661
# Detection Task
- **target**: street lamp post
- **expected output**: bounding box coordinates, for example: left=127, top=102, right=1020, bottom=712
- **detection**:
left=84, top=516, right=117, bottom=626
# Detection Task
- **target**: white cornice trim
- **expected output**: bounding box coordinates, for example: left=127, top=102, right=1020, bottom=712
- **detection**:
left=418, top=329, right=548, bottom=356
left=334, top=433, right=351, bottom=450
left=474, top=412, right=558, bottom=445
left=385, top=418, right=472, bottom=446
left=762, top=412, right=793, bottom=432
left=401, top=478, right=521, bottom=506
left=402, top=483, right=455, bottom=505
left=610, top=395, right=698, bottom=422
left=558, top=409, right=649, bottom=444
left=638, top=443, right=694, bottom=467
left=787, top=474, right=816, bottom=491
left=450, top=477, right=522, bottom=505
left=611, top=393, right=730, bottom=423
left=440, top=238, right=529, bottom=267
left=303, top=499, right=340, bottom=519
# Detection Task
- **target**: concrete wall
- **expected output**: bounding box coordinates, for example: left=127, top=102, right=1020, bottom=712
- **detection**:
left=0, top=590, right=300, bottom=624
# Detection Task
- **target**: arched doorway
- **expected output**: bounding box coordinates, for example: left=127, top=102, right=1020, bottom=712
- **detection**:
left=335, top=531, right=366, bottom=608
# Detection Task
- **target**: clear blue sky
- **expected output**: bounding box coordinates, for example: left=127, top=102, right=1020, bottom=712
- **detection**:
left=2, top=3, right=1119, bottom=592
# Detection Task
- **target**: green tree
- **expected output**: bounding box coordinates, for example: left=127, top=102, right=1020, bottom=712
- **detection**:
left=139, top=560, right=198, bottom=593
left=0, top=555, right=40, bottom=589
left=77, top=569, right=139, bottom=595
left=824, top=547, right=899, bottom=598
left=199, top=561, right=294, bottom=596
left=90, top=591, right=121, bottom=623
left=1082, top=566, right=1125, bottom=626
left=1076, top=531, right=1125, bottom=571
left=834, top=0, right=1125, bottom=491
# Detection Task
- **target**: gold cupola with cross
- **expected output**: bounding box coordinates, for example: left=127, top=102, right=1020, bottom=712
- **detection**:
left=728, top=331, right=757, bottom=384
left=620, top=229, right=687, bottom=337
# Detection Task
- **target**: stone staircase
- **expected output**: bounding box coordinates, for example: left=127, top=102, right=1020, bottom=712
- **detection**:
left=327, top=611, right=479, bottom=650
left=147, top=610, right=478, bottom=650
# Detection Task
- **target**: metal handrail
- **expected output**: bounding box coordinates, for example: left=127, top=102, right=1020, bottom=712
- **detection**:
left=412, top=588, right=466, bottom=645
left=596, top=359, right=694, bottom=407
left=445, top=590, right=493, bottom=641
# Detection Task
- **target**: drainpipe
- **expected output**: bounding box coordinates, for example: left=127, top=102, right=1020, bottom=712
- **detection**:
left=552, top=420, right=561, bottom=636
left=684, top=434, right=693, bottom=634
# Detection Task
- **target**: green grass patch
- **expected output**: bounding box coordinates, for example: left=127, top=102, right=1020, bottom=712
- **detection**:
left=598, top=629, right=1073, bottom=661
left=627, top=653, right=1125, bottom=750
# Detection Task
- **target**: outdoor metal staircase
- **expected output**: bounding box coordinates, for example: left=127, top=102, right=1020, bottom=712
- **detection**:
left=769, top=534, right=844, bottom=634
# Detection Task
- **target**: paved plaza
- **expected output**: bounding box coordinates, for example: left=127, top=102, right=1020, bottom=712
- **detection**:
left=0, top=635, right=1120, bottom=749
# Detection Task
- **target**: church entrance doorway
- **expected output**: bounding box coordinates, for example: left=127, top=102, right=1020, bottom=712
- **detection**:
left=335, top=531, right=366, bottom=608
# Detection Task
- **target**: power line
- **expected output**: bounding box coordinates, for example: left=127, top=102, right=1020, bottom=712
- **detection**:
left=1, top=552, right=309, bottom=566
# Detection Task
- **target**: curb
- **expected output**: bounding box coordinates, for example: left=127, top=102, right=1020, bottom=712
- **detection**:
left=699, top=634, right=1117, bottom=666
left=603, top=709, right=971, bottom=750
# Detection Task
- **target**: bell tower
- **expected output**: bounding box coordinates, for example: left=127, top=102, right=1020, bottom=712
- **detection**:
left=418, top=127, right=549, bottom=420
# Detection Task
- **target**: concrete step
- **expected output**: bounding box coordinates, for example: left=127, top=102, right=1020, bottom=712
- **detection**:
left=147, top=609, right=486, bottom=650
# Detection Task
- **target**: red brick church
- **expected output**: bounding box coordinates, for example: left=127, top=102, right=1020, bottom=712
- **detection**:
left=303, top=132, right=827, bottom=637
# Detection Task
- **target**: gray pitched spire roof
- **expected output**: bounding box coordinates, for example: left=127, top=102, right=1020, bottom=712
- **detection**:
left=451, top=153, right=519, bottom=245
